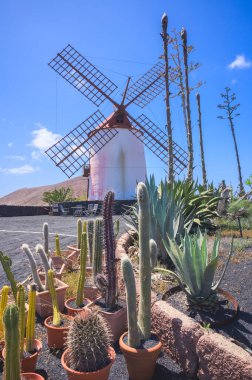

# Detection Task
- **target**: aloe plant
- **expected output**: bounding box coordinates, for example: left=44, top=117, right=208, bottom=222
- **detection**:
left=156, top=230, right=234, bottom=309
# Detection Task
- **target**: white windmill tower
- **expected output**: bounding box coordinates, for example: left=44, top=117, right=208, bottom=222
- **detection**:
left=46, top=45, right=188, bottom=200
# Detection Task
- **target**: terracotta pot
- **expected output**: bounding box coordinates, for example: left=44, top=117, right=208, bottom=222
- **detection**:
left=95, top=298, right=127, bottom=342
left=44, top=315, right=72, bottom=349
left=3, top=339, right=42, bottom=373
left=84, top=286, right=100, bottom=301
left=21, top=373, right=45, bottom=380
left=119, top=332, right=162, bottom=380
left=61, top=346, right=115, bottom=380
left=35, top=275, right=69, bottom=318
left=65, top=297, right=91, bottom=316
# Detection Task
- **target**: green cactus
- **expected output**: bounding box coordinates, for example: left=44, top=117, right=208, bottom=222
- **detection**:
left=76, top=231, right=88, bottom=307
left=92, top=218, right=103, bottom=282
left=36, top=244, right=51, bottom=290
left=55, top=234, right=61, bottom=257
left=43, top=222, right=49, bottom=256
left=114, top=218, right=120, bottom=238
left=77, top=219, right=82, bottom=249
left=121, top=182, right=158, bottom=347
left=26, top=284, right=36, bottom=352
left=66, top=310, right=111, bottom=372
left=0, top=252, right=18, bottom=301
left=21, top=244, right=44, bottom=292
left=48, top=270, right=61, bottom=327
left=87, top=219, right=94, bottom=263
left=17, top=285, right=26, bottom=358
left=3, top=304, right=21, bottom=380
left=0, top=285, right=9, bottom=339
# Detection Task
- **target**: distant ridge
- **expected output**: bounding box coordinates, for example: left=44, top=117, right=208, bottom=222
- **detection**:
left=0, top=176, right=88, bottom=206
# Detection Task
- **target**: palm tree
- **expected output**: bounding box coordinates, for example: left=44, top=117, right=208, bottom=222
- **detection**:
left=217, top=87, right=245, bottom=196
left=196, top=92, right=207, bottom=188
left=42, top=187, right=74, bottom=205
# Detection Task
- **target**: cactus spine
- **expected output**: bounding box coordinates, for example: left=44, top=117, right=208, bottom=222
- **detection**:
left=77, top=219, right=82, bottom=249
left=0, top=251, right=18, bottom=300
left=17, top=285, right=26, bottom=358
left=76, top=231, right=88, bottom=307
left=21, top=244, right=44, bottom=292
left=55, top=234, right=61, bottom=257
left=43, top=222, right=49, bottom=256
left=36, top=244, right=51, bottom=290
left=48, top=270, right=61, bottom=327
left=26, top=284, right=36, bottom=352
left=66, top=309, right=111, bottom=372
left=92, top=218, right=103, bottom=281
left=87, top=219, right=94, bottom=263
left=103, top=191, right=116, bottom=309
left=0, top=285, right=9, bottom=339
left=121, top=182, right=158, bottom=347
left=3, top=304, right=20, bottom=380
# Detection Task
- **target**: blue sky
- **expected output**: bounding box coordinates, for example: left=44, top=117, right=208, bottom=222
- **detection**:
left=0, top=0, right=251, bottom=197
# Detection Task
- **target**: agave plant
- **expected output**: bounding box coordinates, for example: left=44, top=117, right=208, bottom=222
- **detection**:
left=156, top=230, right=234, bottom=310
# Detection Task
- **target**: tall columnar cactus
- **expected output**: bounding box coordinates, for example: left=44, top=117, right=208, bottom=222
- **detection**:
left=102, top=191, right=116, bottom=309
left=66, top=310, right=111, bottom=372
left=121, top=182, right=158, bottom=347
left=17, top=285, right=26, bottom=358
left=76, top=232, right=88, bottom=308
left=0, top=251, right=18, bottom=301
left=87, top=219, right=94, bottom=263
left=43, top=222, right=49, bottom=256
left=55, top=234, right=61, bottom=257
left=3, top=304, right=20, bottom=380
left=92, top=218, right=103, bottom=282
left=48, top=270, right=61, bottom=327
left=26, top=284, right=36, bottom=352
left=77, top=219, right=82, bottom=249
left=0, top=285, right=9, bottom=339
left=36, top=244, right=51, bottom=290
left=21, top=244, right=44, bottom=292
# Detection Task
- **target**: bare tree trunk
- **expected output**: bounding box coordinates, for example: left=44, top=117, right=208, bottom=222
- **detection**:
left=196, top=93, right=207, bottom=188
left=228, top=115, right=245, bottom=196
left=161, top=14, right=174, bottom=182
left=181, top=28, right=194, bottom=182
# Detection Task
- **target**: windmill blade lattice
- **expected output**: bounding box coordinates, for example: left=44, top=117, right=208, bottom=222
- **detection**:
left=48, top=44, right=118, bottom=107
left=124, top=61, right=165, bottom=108
left=45, top=110, right=118, bottom=178
left=128, top=114, right=188, bottom=175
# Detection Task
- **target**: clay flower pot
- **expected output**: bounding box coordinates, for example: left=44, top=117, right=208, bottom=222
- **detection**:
left=119, top=332, right=162, bottom=380
left=38, top=256, right=66, bottom=280
left=84, top=285, right=100, bottom=301
left=61, top=346, right=115, bottom=380
left=22, top=373, right=45, bottom=380
left=44, top=315, right=72, bottom=349
left=3, top=339, right=42, bottom=373
left=65, top=297, right=91, bottom=317
left=35, top=275, right=69, bottom=318
left=94, top=298, right=127, bottom=342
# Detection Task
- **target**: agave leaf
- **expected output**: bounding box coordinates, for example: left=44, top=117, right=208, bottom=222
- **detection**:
left=154, top=267, right=192, bottom=298
left=182, top=232, right=199, bottom=295
left=201, top=256, right=219, bottom=297
left=163, top=237, right=184, bottom=274
left=212, top=238, right=234, bottom=291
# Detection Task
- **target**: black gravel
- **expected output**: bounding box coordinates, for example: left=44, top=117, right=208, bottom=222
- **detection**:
left=0, top=215, right=196, bottom=380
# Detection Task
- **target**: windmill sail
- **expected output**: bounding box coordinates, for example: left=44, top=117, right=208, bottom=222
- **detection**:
left=45, top=110, right=118, bottom=178
left=128, top=113, right=188, bottom=175
left=48, top=44, right=118, bottom=107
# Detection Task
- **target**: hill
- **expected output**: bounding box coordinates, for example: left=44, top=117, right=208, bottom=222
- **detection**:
left=0, top=176, right=88, bottom=206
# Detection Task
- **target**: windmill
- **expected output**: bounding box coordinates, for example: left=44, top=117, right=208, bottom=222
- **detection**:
left=46, top=44, right=188, bottom=200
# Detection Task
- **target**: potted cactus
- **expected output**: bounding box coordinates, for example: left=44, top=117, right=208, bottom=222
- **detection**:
left=119, top=183, right=162, bottom=380
left=94, top=191, right=127, bottom=342
left=0, top=251, right=18, bottom=300
left=44, top=269, right=72, bottom=349
left=40, top=234, right=66, bottom=279
left=65, top=229, right=91, bottom=316
left=21, top=244, right=68, bottom=318
left=61, top=309, right=115, bottom=380
left=3, top=303, right=44, bottom=380
left=0, top=285, right=9, bottom=358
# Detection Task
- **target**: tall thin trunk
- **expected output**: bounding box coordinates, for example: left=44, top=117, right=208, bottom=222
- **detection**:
left=181, top=28, right=194, bottom=182
left=196, top=93, right=207, bottom=188
left=162, top=13, right=174, bottom=182
left=228, top=114, right=245, bottom=196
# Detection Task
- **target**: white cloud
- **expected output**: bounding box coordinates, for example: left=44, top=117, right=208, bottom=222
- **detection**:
left=29, top=123, right=61, bottom=159
left=228, top=54, right=252, bottom=70
left=5, top=155, right=26, bottom=161
left=7, top=142, right=13, bottom=148
left=0, top=165, right=39, bottom=175
left=231, top=79, right=237, bottom=84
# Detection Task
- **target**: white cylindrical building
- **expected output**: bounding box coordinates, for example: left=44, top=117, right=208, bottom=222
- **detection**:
left=88, top=123, right=146, bottom=200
